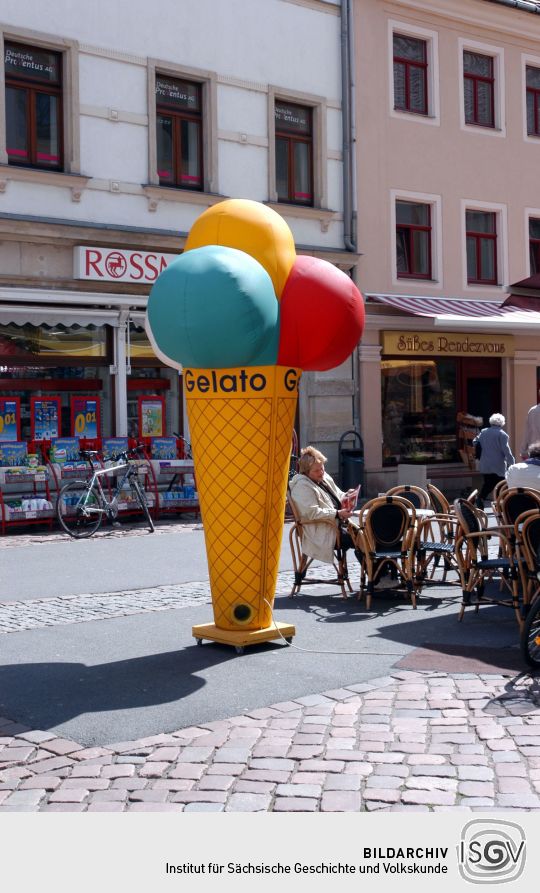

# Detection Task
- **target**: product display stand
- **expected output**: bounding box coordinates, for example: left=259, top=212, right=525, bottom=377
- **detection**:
left=144, top=437, right=200, bottom=520
left=0, top=443, right=53, bottom=534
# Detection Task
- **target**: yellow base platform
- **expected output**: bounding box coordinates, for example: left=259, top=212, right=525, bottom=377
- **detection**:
left=192, top=621, right=296, bottom=654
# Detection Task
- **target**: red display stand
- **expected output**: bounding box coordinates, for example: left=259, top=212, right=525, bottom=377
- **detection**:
left=0, top=440, right=53, bottom=535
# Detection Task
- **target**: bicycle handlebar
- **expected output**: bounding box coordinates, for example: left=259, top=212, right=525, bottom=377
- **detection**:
left=173, top=432, right=193, bottom=458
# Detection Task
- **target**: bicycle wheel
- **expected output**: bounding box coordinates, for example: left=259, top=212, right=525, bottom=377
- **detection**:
left=56, top=479, right=104, bottom=538
left=521, top=598, right=540, bottom=669
left=130, top=478, right=155, bottom=532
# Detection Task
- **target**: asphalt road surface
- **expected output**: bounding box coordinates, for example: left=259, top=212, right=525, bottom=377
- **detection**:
left=0, top=525, right=293, bottom=601
left=0, top=523, right=521, bottom=747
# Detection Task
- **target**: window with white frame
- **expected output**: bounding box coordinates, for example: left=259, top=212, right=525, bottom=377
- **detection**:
left=396, top=200, right=432, bottom=279
left=5, top=41, right=62, bottom=170
left=393, top=34, right=428, bottom=115
left=0, top=29, right=80, bottom=173
left=530, top=218, right=540, bottom=273
left=275, top=100, right=313, bottom=205
left=389, top=21, right=439, bottom=124
left=526, top=66, right=540, bottom=137
left=463, top=51, right=494, bottom=127
left=146, top=60, right=217, bottom=194
left=155, top=75, right=203, bottom=190
left=466, top=210, right=497, bottom=284
left=459, top=39, right=504, bottom=135
left=268, top=87, right=327, bottom=209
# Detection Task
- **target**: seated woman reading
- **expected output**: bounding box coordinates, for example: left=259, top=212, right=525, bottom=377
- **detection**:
left=288, top=445, right=359, bottom=564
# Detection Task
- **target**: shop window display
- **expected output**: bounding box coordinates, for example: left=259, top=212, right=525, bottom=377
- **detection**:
left=127, top=327, right=181, bottom=440
left=0, top=322, right=109, bottom=440
left=381, top=358, right=458, bottom=466
left=129, top=325, right=157, bottom=360
left=0, top=323, right=106, bottom=358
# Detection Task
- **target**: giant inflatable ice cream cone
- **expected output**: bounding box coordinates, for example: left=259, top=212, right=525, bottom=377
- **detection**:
left=146, top=199, right=365, bottom=651
left=186, top=364, right=299, bottom=631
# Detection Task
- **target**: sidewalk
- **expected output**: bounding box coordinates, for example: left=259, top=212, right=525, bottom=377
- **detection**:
left=2, top=511, right=539, bottom=813
left=1, top=668, right=540, bottom=812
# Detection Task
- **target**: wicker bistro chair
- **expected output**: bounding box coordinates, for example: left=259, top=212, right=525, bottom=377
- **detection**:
left=516, top=511, right=540, bottom=668
left=493, top=487, right=540, bottom=574
left=349, top=495, right=419, bottom=610
left=415, top=513, right=460, bottom=586
left=498, top=487, right=540, bottom=531
left=453, top=498, right=522, bottom=626
left=493, top=478, right=509, bottom=503
left=427, top=483, right=453, bottom=516
left=514, top=509, right=540, bottom=612
left=385, top=485, right=430, bottom=509
left=415, top=483, right=460, bottom=584
left=286, top=490, right=353, bottom=600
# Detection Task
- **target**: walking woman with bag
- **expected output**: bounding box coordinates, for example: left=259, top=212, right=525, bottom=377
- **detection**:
left=473, top=413, right=514, bottom=509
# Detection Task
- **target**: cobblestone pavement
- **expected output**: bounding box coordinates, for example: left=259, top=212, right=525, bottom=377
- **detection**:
left=3, top=507, right=538, bottom=813
left=1, top=670, right=540, bottom=812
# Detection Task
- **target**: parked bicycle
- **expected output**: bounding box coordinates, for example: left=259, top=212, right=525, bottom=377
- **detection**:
left=56, top=445, right=155, bottom=538
left=521, top=595, right=540, bottom=668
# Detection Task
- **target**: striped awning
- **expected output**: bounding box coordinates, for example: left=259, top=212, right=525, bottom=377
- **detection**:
left=366, top=294, right=507, bottom=317
left=365, top=293, right=540, bottom=327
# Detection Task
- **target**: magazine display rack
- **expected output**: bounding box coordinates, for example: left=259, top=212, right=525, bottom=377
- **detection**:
left=0, top=441, right=54, bottom=534
left=46, top=437, right=91, bottom=493
left=144, top=437, right=200, bottom=519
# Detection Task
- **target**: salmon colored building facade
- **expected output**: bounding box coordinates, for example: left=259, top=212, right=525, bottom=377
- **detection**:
left=353, top=0, right=540, bottom=494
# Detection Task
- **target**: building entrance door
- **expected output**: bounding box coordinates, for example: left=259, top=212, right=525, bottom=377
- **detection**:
left=460, top=358, right=501, bottom=427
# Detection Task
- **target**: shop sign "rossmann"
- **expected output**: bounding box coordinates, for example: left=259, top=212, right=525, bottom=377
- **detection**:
left=74, top=246, right=178, bottom=283
left=382, top=331, right=515, bottom=357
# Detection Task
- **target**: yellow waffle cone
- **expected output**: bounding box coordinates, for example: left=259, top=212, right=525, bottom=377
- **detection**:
left=185, top=365, right=300, bottom=631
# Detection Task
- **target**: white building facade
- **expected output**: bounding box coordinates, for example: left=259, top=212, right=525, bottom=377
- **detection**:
left=0, top=0, right=358, bottom=462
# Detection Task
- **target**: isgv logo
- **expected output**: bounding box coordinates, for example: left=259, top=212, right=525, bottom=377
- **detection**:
left=458, top=820, right=526, bottom=884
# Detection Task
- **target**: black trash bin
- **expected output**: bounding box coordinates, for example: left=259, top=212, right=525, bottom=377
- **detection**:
left=338, top=429, right=365, bottom=493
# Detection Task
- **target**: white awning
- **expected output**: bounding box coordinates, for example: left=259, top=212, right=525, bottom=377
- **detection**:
left=0, top=305, right=121, bottom=327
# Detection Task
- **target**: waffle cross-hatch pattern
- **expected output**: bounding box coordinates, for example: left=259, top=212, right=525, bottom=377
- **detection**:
left=188, top=382, right=297, bottom=630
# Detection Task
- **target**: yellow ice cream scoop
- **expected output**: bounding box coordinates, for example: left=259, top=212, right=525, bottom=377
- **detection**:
left=184, top=198, right=296, bottom=299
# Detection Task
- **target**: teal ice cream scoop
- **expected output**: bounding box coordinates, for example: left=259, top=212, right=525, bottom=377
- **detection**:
left=146, top=244, right=279, bottom=369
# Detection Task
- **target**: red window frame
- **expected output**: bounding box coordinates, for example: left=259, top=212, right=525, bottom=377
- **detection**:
left=275, top=101, right=314, bottom=206
left=531, top=239, right=540, bottom=274
left=396, top=202, right=432, bottom=280
left=156, top=76, right=203, bottom=190
left=530, top=219, right=540, bottom=273
left=466, top=211, right=497, bottom=285
left=393, top=35, right=428, bottom=115
left=464, top=52, right=495, bottom=128
left=526, top=66, right=540, bottom=137
left=4, top=41, right=63, bottom=170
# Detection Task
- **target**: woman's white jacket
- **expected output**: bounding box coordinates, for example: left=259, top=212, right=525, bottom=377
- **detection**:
left=289, top=472, right=345, bottom=564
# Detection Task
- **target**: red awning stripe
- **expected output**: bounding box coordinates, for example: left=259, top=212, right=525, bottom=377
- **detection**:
left=366, top=294, right=507, bottom=317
